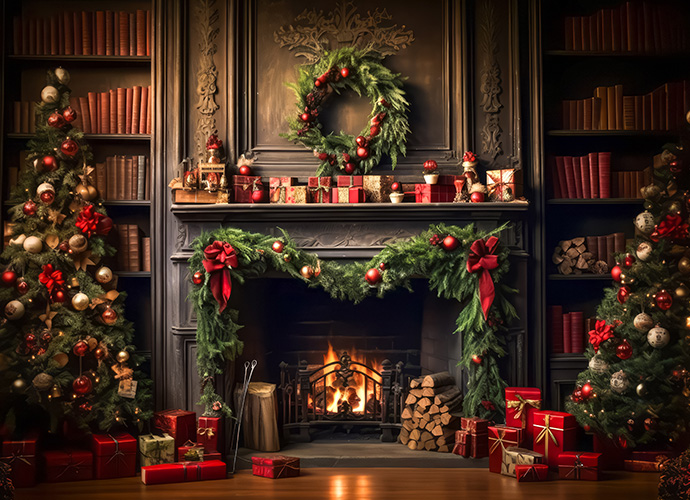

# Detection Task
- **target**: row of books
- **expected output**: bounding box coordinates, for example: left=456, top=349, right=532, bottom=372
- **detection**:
left=12, top=10, right=151, bottom=57
left=79, top=86, right=151, bottom=135
left=549, top=307, right=594, bottom=354
left=94, top=155, right=151, bottom=202
left=587, top=233, right=626, bottom=269
left=563, top=2, right=688, bottom=54
left=113, top=224, right=150, bottom=273
left=11, top=101, right=37, bottom=134
left=562, top=81, right=690, bottom=132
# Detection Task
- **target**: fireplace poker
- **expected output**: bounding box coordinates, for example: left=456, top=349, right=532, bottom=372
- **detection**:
left=232, top=359, right=257, bottom=474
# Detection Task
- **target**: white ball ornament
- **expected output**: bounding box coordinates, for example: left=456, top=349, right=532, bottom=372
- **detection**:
left=9, top=234, right=26, bottom=247
left=636, top=242, right=653, bottom=261
left=23, top=235, right=43, bottom=253
left=588, top=354, right=609, bottom=374
left=54, top=67, right=70, bottom=85
left=647, top=325, right=670, bottom=348
left=634, top=212, right=655, bottom=235
left=610, top=370, right=630, bottom=394
left=4, top=300, right=25, bottom=320
left=633, top=312, right=654, bottom=332
left=41, top=85, right=60, bottom=104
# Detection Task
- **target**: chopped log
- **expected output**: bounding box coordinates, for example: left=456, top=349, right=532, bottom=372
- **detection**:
left=560, top=240, right=572, bottom=252
left=405, top=393, right=418, bottom=405
left=411, top=416, right=421, bottom=427
left=408, top=440, right=418, bottom=451
left=566, top=247, right=579, bottom=259
left=401, top=405, right=414, bottom=420
left=409, top=429, right=421, bottom=441
left=434, top=428, right=457, bottom=440
left=420, top=412, right=432, bottom=424
left=440, top=394, right=463, bottom=413
left=438, top=444, right=451, bottom=453
left=428, top=404, right=440, bottom=415
left=424, top=440, right=438, bottom=451
left=575, top=255, right=589, bottom=270
left=558, top=261, right=573, bottom=275
left=402, top=419, right=415, bottom=432
left=399, top=427, right=410, bottom=445
left=421, top=371, right=455, bottom=388
left=433, top=386, right=461, bottom=406
left=425, top=421, right=436, bottom=433
left=409, top=377, right=423, bottom=389
left=420, top=431, right=434, bottom=444
left=409, top=388, right=424, bottom=398
left=421, top=385, right=452, bottom=397
left=417, top=397, right=432, bottom=410
left=552, top=252, right=564, bottom=264
left=432, top=414, right=442, bottom=424
left=572, top=237, right=585, bottom=246
left=441, top=413, right=459, bottom=426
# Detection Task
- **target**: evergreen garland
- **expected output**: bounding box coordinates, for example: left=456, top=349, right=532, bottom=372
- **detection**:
left=282, top=47, right=410, bottom=176
left=188, top=222, right=518, bottom=420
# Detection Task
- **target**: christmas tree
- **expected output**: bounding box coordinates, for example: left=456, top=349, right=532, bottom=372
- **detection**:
left=566, top=138, right=690, bottom=449
left=0, top=68, right=151, bottom=433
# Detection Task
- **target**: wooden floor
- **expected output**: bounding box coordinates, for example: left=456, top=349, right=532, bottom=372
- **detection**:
left=14, top=468, right=660, bottom=500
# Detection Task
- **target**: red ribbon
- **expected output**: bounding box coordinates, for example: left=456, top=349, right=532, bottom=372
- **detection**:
left=202, top=241, right=238, bottom=313
left=588, top=320, right=615, bottom=353
left=75, top=204, right=105, bottom=238
left=467, top=236, right=500, bottom=320
left=39, top=264, right=65, bottom=300
left=652, top=214, right=689, bottom=242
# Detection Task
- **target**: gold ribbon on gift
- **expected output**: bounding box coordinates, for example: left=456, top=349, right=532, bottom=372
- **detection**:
left=1, top=442, right=33, bottom=466
left=198, top=427, right=216, bottom=438
left=309, top=183, right=331, bottom=203
left=506, top=394, right=541, bottom=429
left=534, top=414, right=567, bottom=462
left=519, top=465, right=539, bottom=481
left=241, top=178, right=262, bottom=191
left=489, top=428, right=519, bottom=455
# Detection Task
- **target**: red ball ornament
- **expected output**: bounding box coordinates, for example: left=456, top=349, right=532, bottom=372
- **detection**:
left=617, top=286, right=630, bottom=304
left=355, top=136, right=367, bottom=147
left=342, top=153, right=351, bottom=162
left=16, top=280, right=29, bottom=295
left=423, top=160, right=438, bottom=172
left=47, top=112, right=66, bottom=128
left=300, top=112, right=312, bottom=122
left=72, top=375, right=92, bottom=395
left=616, top=339, right=633, bottom=360
left=669, top=160, right=682, bottom=174
left=25, top=333, right=37, bottom=350
left=391, top=182, right=401, bottom=192
left=94, top=347, right=106, bottom=360
left=644, top=417, right=657, bottom=431
left=96, top=216, right=113, bottom=236
left=379, top=262, right=386, bottom=270
left=441, top=235, right=460, bottom=251
left=251, top=189, right=265, bottom=203
left=272, top=241, right=284, bottom=253
left=581, top=382, right=593, bottom=399
left=471, top=354, right=482, bottom=365
left=101, top=307, right=118, bottom=325
left=60, top=138, right=79, bottom=156
left=344, top=163, right=356, bottom=174
left=53, top=290, right=66, bottom=303
left=42, top=155, right=58, bottom=172
left=470, top=191, right=485, bottom=203
left=40, top=191, right=55, bottom=205
left=340, top=67, right=350, bottom=78
left=655, top=290, right=673, bottom=310
left=583, top=425, right=591, bottom=432
left=23, top=200, right=37, bottom=216
left=611, top=265, right=622, bottom=282
left=62, top=106, right=78, bottom=122
left=73, top=340, right=89, bottom=357
left=238, top=165, right=252, bottom=176
left=192, top=271, right=204, bottom=285
left=623, top=254, right=635, bottom=267
left=618, top=435, right=628, bottom=449
left=356, top=147, right=369, bottom=159
left=370, top=125, right=380, bottom=137
left=365, top=268, right=382, bottom=285
left=1, top=270, right=17, bottom=287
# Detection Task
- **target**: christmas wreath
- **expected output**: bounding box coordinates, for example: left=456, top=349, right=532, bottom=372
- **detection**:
left=283, top=46, right=410, bottom=176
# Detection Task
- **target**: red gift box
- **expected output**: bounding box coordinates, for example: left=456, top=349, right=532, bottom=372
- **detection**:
left=452, top=430, right=471, bottom=457
left=336, top=175, right=364, bottom=187
left=532, top=411, right=577, bottom=468
left=154, top=409, right=197, bottom=450
left=488, top=425, right=523, bottom=474
left=307, top=177, right=333, bottom=203
left=437, top=174, right=460, bottom=185
left=593, top=434, right=629, bottom=470
left=505, top=387, right=542, bottom=445
left=558, top=452, right=601, bottom=480
left=461, top=417, right=489, bottom=434
left=414, top=184, right=455, bottom=203
left=178, top=441, right=205, bottom=462
left=197, top=416, right=223, bottom=453
left=471, top=433, right=489, bottom=458
left=348, top=187, right=365, bottom=203
left=141, top=460, right=227, bottom=485
left=623, top=451, right=673, bottom=472
left=269, top=177, right=295, bottom=203
left=1, top=436, right=37, bottom=487
left=204, top=451, right=222, bottom=461
left=516, top=464, right=549, bottom=482
left=43, top=449, right=93, bottom=482
left=92, top=433, right=136, bottom=479
left=252, top=456, right=300, bottom=479
left=486, top=169, right=517, bottom=201
left=232, top=175, right=263, bottom=203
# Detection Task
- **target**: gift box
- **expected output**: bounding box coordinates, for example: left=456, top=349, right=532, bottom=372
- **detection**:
left=505, top=387, right=542, bottom=445
left=141, top=460, right=227, bottom=485
left=414, top=184, right=455, bottom=203
left=286, top=186, right=308, bottom=204
left=593, top=433, right=629, bottom=470
left=333, top=186, right=366, bottom=203
left=139, top=433, right=175, bottom=466
left=488, top=425, right=523, bottom=474
left=178, top=441, right=205, bottom=462
left=532, top=411, right=577, bottom=468
left=204, top=451, right=223, bottom=462
left=307, top=177, right=332, bottom=203
left=486, top=168, right=517, bottom=201
left=252, top=455, right=300, bottom=479
left=269, top=177, right=295, bottom=204
left=153, top=409, right=197, bottom=449
left=461, top=417, right=489, bottom=434
left=232, top=175, right=263, bottom=203
left=1, top=435, right=37, bottom=487
left=336, top=175, right=364, bottom=187
left=363, top=175, right=394, bottom=203
left=437, top=174, right=461, bottom=185
left=452, top=430, right=471, bottom=457
left=92, top=433, right=136, bottom=479
left=501, top=447, right=544, bottom=477
left=558, top=452, right=602, bottom=480
left=515, top=464, right=549, bottom=482
left=471, top=433, right=489, bottom=458
left=43, top=449, right=93, bottom=482
left=624, top=451, right=673, bottom=472
left=197, top=416, right=223, bottom=453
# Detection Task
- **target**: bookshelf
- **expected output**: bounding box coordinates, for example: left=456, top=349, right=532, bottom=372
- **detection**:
left=0, top=0, right=156, bottom=357
left=538, top=0, right=690, bottom=409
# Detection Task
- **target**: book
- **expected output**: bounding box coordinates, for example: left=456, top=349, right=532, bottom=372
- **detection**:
left=592, top=97, right=601, bottom=130
left=96, top=11, right=105, bottom=55
left=581, top=16, right=590, bottom=52
left=116, top=155, right=126, bottom=200
left=598, top=152, right=611, bottom=198
left=571, top=156, right=583, bottom=198
left=139, top=86, right=149, bottom=134
left=100, top=92, right=110, bottom=134
left=623, top=170, right=631, bottom=198
left=145, top=157, right=151, bottom=200
left=128, top=225, right=140, bottom=272
left=106, top=156, right=117, bottom=200
left=79, top=97, right=91, bottom=134
left=116, top=224, right=129, bottom=271
left=146, top=10, right=151, bottom=56
left=626, top=2, right=637, bottom=52
left=563, top=313, right=572, bottom=354
left=597, top=236, right=607, bottom=269
left=13, top=17, right=22, bottom=55
left=117, top=88, right=126, bottom=134
left=606, top=86, right=616, bottom=130
left=132, top=157, right=139, bottom=201
left=573, top=17, right=582, bottom=51
left=614, top=232, right=626, bottom=254
left=570, top=312, right=584, bottom=353
left=142, top=237, right=151, bottom=273
left=13, top=102, right=21, bottom=133
left=147, top=85, right=152, bottom=134
left=20, top=102, right=29, bottom=134
left=552, top=159, right=562, bottom=199
left=579, top=156, right=591, bottom=198
left=109, top=89, right=117, bottom=135
left=576, top=99, right=584, bottom=129
left=583, top=98, right=592, bottom=130
left=105, top=11, right=114, bottom=55
left=643, top=93, right=652, bottom=130
left=136, top=10, right=147, bottom=56
left=563, top=156, right=577, bottom=199
left=595, top=87, right=608, bottom=131
left=550, top=306, right=564, bottom=353
left=88, top=92, right=99, bottom=134
left=634, top=95, right=643, bottom=130
left=73, top=11, right=82, bottom=56
left=119, top=11, right=129, bottom=57
left=132, top=86, right=142, bottom=133
left=555, top=156, right=568, bottom=199
left=95, top=162, right=107, bottom=200
left=129, top=12, right=136, bottom=56
left=125, top=156, right=133, bottom=200
left=588, top=152, right=599, bottom=199
left=586, top=236, right=599, bottom=261
left=614, top=84, right=624, bottom=130
left=126, top=87, right=133, bottom=134
left=50, top=15, right=58, bottom=55
left=623, top=96, right=635, bottom=130
left=568, top=100, right=577, bottom=130
left=137, top=156, right=146, bottom=200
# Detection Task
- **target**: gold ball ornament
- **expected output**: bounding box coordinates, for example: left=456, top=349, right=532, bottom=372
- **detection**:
left=679, top=256, right=690, bottom=275
left=116, top=350, right=130, bottom=363
left=32, top=372, right=54, bottom=391
left=68, top=234, right=88, bottom=253
left=54, top=67, right=70, bottom=85
left=87, top=337, right=98, bottom=350
left=5, top=300, right=25, bottom=320
left=23, top=235, right=43, bottom=254
left=283, top=253, right=292, bottom=263
left=300, top=265, right=314, bottom=279
left=11, top=377, right=28, bottom=394
left=96, top=267, right=113, bottom=284
left=676, top=284, right=690, bottom=299
left=75, top=183, right=98, bottom=201
left=633, top=312, right=654, bottom=332
left=53, top=352, right=69, bottom=367
left=71, top=292, right=89, bottom=311
left=40, top=85, right=60, bottom=103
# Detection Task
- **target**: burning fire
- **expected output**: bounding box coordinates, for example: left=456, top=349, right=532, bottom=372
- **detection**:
left=311, top=342, right=383, bottom=414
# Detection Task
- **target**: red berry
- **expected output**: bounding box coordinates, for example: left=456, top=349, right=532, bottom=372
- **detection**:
left=379, top=262, right=386, bottom=270
left=370, top=125, right=380, bottom=137
left=470, top=191, right=485, bottom=203
left=611, top=265, right=622, bottom=282
left=318, top=153, right=328, bottom=161
left=423, top=159, right=438, bottom=172
left=342, top=153, right=351, bottom=162
left=314, top=79, right=323, bottom=88
left=355, top=136, right=367, bottom=147
left=340, top=67, right=350, bottom=78
left=300, top=112, right=311, bottom=122
left=23, top=200, right=37, bottom=216
left=192, top=271, right=204, bottom=285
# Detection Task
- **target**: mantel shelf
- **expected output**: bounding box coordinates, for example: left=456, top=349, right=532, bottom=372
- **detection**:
left=170, top=201, right=530, bottom=223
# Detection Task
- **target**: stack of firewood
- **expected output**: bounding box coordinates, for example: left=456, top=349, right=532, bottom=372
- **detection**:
left=552, top=237, right=607, bottom=275
left=399, top=371, right=462, bottom=452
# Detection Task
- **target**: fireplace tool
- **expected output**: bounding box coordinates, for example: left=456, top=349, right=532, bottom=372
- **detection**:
left=231, top=359, right=257, bottom=474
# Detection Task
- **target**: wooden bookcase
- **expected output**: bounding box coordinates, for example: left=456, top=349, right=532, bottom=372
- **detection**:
left=0, top=0, right=156, bottom=363
left=538, top=0, right=690, bottom=409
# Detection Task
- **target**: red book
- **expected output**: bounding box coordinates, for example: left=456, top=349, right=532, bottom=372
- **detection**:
left=147, top=85, right=152, bottom=134
left=82, top=11, right=92, bottom=55
left=136, top=10, right=147, bottom=56
left=571, top=156, right=583, bottom=198
left=100, top=92, right=110, bottom=134
left=555, top=156, right=568, bottom=199
left=614, top=232, right=625, bottom=253
left=63, top=12, right=73, bottom=55
left=79, top=96, right=91, bottom=134
left=598, top=152, right=611, bottom=198
left=550, top=305, right=564, bottom=353
left=146, top=10, right=151, bottom=56
left=105, top=11, right=114, bottom=55
left=91, top=11, right=98, bottom=55
left=109, top=89, right=117, bottom=135
left=552, top=159, right=563, bottom=199
left=132, top=85, right=142, bottom=134
left=95, top=11, right=105, bottom=55
left=139, top=86, right=149, bottom=134
left=125, top=87, right=133, bottom=134
left=563, top=313, right=572, bottom=354
left=114, top=9, right=120, bottom=55
left=570, top=311, right=584, bottom=353
left=73, top=11, right=82, bottom=55
left=129, top=13, right=136, bottom=56
left=588, top=152, right=599, bottom=199
left=119, top=12, right=129, bottom=57
left=117, top=88, right=126, bottom=134
left=579, top=156, right=591, bottom=198
left=88, top=92, right=99, bottom=134
left=563, top=156, right=577, bottom=199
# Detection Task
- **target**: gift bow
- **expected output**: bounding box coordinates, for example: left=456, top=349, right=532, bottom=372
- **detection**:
left=1, top=442, right=34, bottom=466
left=534, top=414, right=560, bottom=461
left=105, top=434, right=127, bottom=474
left=489, top=428, right=518, bottom=455
left=56, top=452, right=89, bottom=479
left=467, top=236, right=500, bottom=320
left=309, top=182, right=331, bottom=203
left=198, top=427, right=216, bottom=438
left=203, top=241, right=239, bottom=313
left=506, top=394, right=542, bottom=428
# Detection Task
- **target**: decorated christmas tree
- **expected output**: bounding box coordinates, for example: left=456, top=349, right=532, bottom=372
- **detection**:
left=566, top=138, right=690, bottom=449
left=0, top=68, right=151, bottom=433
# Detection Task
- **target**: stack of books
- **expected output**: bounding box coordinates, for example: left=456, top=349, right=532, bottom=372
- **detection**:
left=549, top=306, right=592, bottom=354
left=95, top=155, right=150, bottom=201
left=113, top=224, right=150, bottom=272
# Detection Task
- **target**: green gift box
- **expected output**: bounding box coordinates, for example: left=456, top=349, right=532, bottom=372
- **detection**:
left=139, top=433, right=175, bottom=466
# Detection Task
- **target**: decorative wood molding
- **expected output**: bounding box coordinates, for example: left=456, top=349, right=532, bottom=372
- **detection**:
left=478, top=0, right=503, bottom=161
left=193, top=0, right=220, bottom=161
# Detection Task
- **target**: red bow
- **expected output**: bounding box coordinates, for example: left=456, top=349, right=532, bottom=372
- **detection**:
left=588, top=320, right=615, bottom=352
left=651, top=214, right=689, bottom=242
left=202, top=241, right=239, bottom=313
left=75, top=204, right=105, bottom=238
left=39, top=264, right=65, bottom=301
left=467, top=236, right=500, bottom=320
